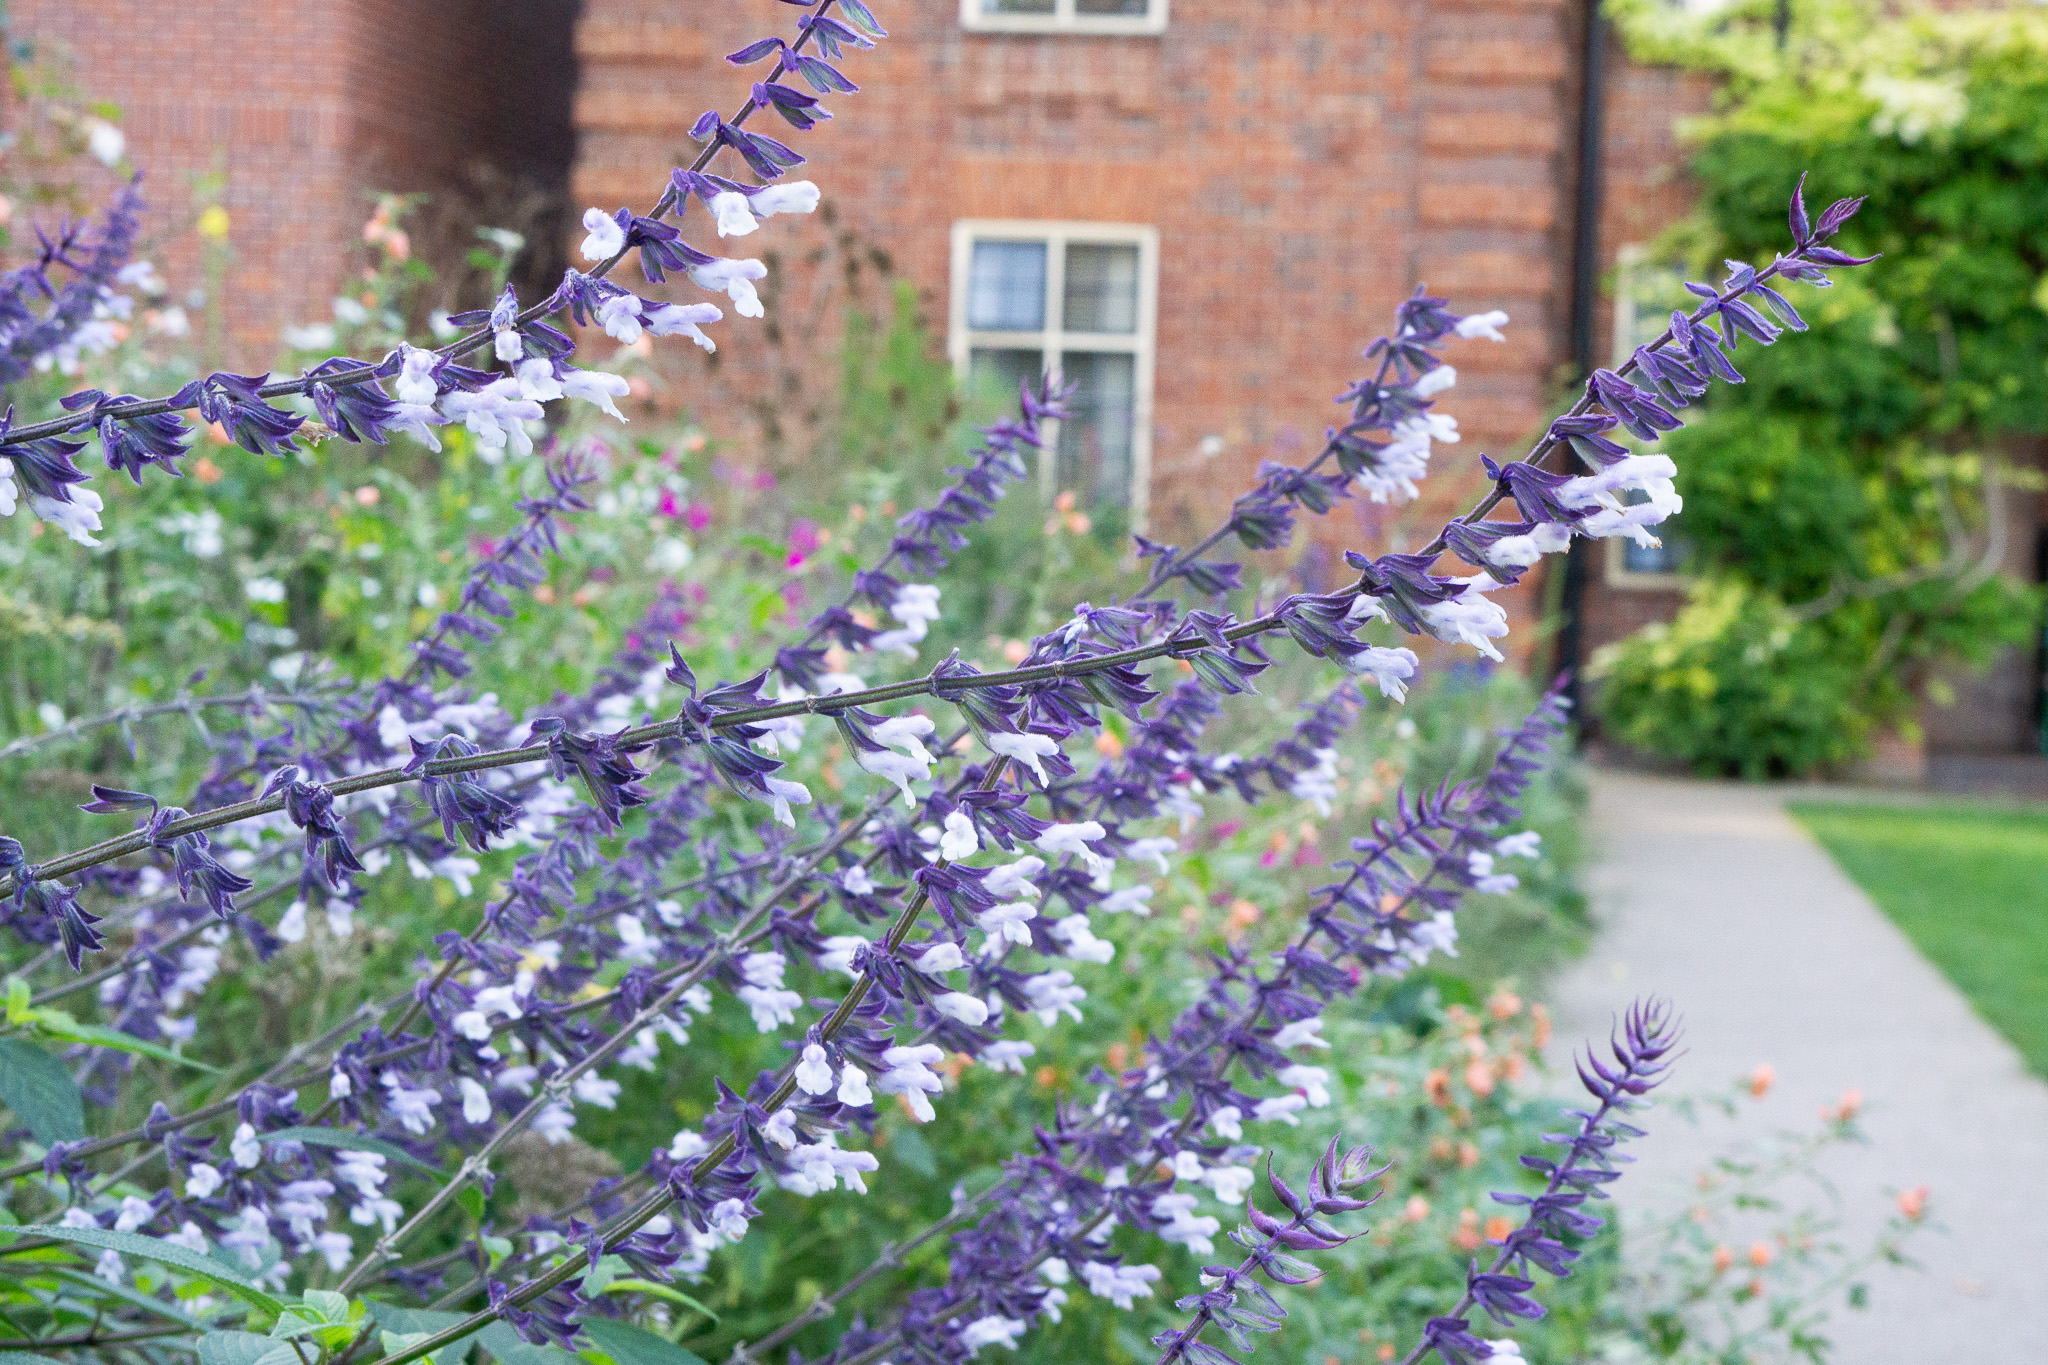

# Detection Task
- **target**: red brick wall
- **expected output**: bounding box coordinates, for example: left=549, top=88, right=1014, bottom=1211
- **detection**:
left=572, top=0, right=1587, bottom=652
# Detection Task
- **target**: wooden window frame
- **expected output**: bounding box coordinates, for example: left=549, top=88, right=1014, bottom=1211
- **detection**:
left=958, top=0, right=1169, bottom=36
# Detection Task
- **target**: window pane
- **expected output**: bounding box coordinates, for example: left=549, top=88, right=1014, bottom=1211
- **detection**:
left=968, top=347, right=1045, bottom=409
left=1076, top=0, right=1151, bottom=12
left=1061, top=243, right=1140, bottom=335
left=1055, top=351, right=1136, bottom=510
left=967, top=240, right=1048, bottom=331
left=982, top=0, right=1056, bottom=11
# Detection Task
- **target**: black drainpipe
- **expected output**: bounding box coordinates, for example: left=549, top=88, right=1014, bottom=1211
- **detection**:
left=1554, top=0, right=1606, bottom=707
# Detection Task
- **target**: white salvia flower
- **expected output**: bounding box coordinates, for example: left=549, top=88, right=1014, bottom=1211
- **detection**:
left=333, top=1151, right=387, bottom=1196
left=496, top=1065, right=539, bottom=1097
left=876, top=1044, right=946, bottom=1122
left=1407, top=911, right=1460, bottom=966
left=579, top=207, right=626, bottom=262
left=439, top=378, right=543, bottom=463
left=1151, top=1193, right=1221, bottom=1255
left=0, top=459, right=16, bottom=518
left=513, top=357, right=563, bottom=402
left=183, top=1162, right=224, bottom=1199
left=669, top=1129, right=710, bottom=1161
left=709, top=190, right=760, bottom=238
left=276, top=899, right=308, bottom=944
left=959, top=1316, right=1026, bottom=1354
left=762, top=1107, right=799, bottom=1150
left=1125, top=836, right=1177, bottom=874
left=933, top=991, right=991, bottom=1025
left=327, top=899, right=357, bottom=938
left=938, top=809, right=979, bottom=861
left=1486, top=1341, right=1528, bottom=1363
left=1348, top=644, right=1420, bottom=702
left=858, top=747, right=931, bottom=806
left=221, top=1205, right=272, bottom=1268
left=312, top=1230, right=355, bottom=1272
left=914, top=941, right=965, bottom=974
left=1496, top=830, right=1542, bottom=859
left=689, top=258, right=768, bottom=318
left=276, top=1178, right=335, bottom=1238
left=230, top=1122, right=263, bottom=1169
left=1290, top=747, right=1340, bottom=817
left=867, top=582, right=943, bottom=655
left=1254, top=1093, right=1309, bottom=1126
left=982, top=856, right=1044, bottom=901
left=837, top=1063, right=873, bottom=1108
left=1278, top=1064, right=1332, bottom=1107
left=654, top=898, right=686, bottom=927
left=1081, top=1260, right=1162, bottom=1310
left=394, top=344, right=441, bottom=405
left=1419, top=590, right=1510, bottom=663
left=111, top=1196, right=153, bottom=1234
left=742, top=951, right=787, bottom=989
left=708, top=1198, right=751, bottom=1241
left=873, top=713, right=937, bottom=761
left=816, top=935, right=865, bottom=976
left=458, top=1077, right=492, bottom=1124
left=1049, top=915, right=1115, bottom=964
left=1169, top=1150, right=1203, bottom=1180
left=59, top=1208, right=97, bottom=1229
left=1203, top=1164, right=1257, bottom=1204
left=598, top=291, right=645, bottom=343
left=644, top=300, right=723, bottom=351
left=95, top=1248, right=125, bottom=1284
left=1413, top=363, right=1458, bottom=399
left=452, top=1010, right=492, bottom=1042
left=762, top=774, right=813, bottom=828
left=86, top=119, right=125, bottom=166
left=738, top=985, right=802, bottom=1032
left=1456, top=309, right=1510, bottom=341
left=1023, top=969, right=1086, bottom=1025
left=1561, top=453, right=1684, bottom=548
left=353, top=1196, right=403, bottom=1232
left=840, top=864, right=876, bottom=896
left=1486, top=519, right=1574, bottom=569
left=494, top=325, right=523, bottom=365
left=30, top=488, right=104, bottom=546
left=977, top=901, right=1037, bottom=947
left=1466, top=849, right=1519, bottom=895
left=1036, top=821, right=1112, bottom=877
left=751, top=179, right=820, bottom=219
left=382, top=1076, right=442, bottom=1135
left=981, top=1040, right=1035, bottom=1073
left=533, top=1102, right=576, bottom=1144
left=1272, top=1017, right=1329, bottom=1050
left=795, top=1044, right=835, bottom=1095
left=561, top=367, right=631, bottom=422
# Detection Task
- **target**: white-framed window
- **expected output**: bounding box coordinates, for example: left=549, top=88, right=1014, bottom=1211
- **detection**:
left=948, top=220, right=1160, bottom=525
left=1605, top=244, right=1690, bottom=588
left=959, top=0, right=1169, bottom=37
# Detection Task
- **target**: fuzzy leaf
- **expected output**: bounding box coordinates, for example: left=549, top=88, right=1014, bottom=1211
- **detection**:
left=578, top=1317, right=709, bottom=1365
left=14, top=1225, right=284, bottom=1316
left=0, top=1037, right=85, bottom=1144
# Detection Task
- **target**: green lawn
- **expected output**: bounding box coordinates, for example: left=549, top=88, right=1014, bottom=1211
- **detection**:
left=1789, top=798, right=2048, bottom=1078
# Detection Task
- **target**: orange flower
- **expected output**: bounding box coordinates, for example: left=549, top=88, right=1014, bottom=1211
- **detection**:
left=1402, top=1195, right=1430, bottom=1223
left=1425, top=1069, right=1452, bottom=1108
left=1748, top=1241, right=1773, bottom=1268
left=1379, top=1346, right=1396, bottom=1363
left=1838, top=1088, right=1863, bottom=1120
left=1898, top=1186, right=1929, bottom=1221
left=1450, top=1207, right=1483, bottom=1252
left=1464, top=1058, right=1496, bottom=1098
left=1105, top=1041, right=1130, bottom=1071
left=1711, top=1245, right=1733, bottom=1274
left=1034, top=1065, right=1058, bottom=1089
left=1457, top=1141, right=1479, bottom=1169
left=192, top=456, right=223, bottom=484
left=1484, top=1214, right=1514, bottom=1242
left=1502, top=1053, right=1526, bottom=1084
left=1749, top=1063, right=1775, bottom=1098
left=1095, top=730, right=1125, bottom=758
left=353, top=484, right=380, bottom=506
left=1486, top=987, right=1522, bottom=1021
left=1530, top=1002, right=1552, bottom=1049
left=1429, top=1137, right=1455, bottom=1163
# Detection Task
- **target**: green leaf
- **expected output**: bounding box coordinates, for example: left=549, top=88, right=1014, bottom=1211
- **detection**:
left=31, top=1014, right=220, bottom=1073
left=598, top=1280, right=718, bottom=1326
left=366, top=1302, right=482, bottom=1363
left=0, top=1037, right=85, bottom=1145
left=577, top=1318, right=709, bottom=1365
left=475, top=1321, right=580, bottom=1365
left=4, top=1354, right=74, bottom=1365
left=263, top=1126, right=440, bottom=1175
left=13, top=1224, right=284, bottom=1317
left=195, top=1329, right=301, bottom=1365
left=47, top=1265, right=199, bottom=1326
left=456, top=1186, right=487, bottom=1223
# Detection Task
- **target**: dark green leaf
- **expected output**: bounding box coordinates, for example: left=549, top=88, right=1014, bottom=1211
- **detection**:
left=195, top=1330, right=300, bottom=1365
left=475, top=1320, right=580, bottom=1365
left=0, top=1037, right=85, bottom=1145
left=577, top=1317, right=709, bottom=1365
left=11, top=1225, right=284, bottom=1317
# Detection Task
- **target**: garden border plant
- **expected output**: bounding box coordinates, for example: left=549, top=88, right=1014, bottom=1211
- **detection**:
left=0, top=4, right=1872, bottom=1363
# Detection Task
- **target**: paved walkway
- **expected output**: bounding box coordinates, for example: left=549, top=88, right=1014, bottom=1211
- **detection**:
left=1544, top=771, right=2048, bottom=1359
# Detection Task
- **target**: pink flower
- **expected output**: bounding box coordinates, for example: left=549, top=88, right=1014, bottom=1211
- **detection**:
left=685, top=501, right=712, bottom=532
left=657, top=488, right=682, bottom=518
left=788, top=518, right=820, bottom=558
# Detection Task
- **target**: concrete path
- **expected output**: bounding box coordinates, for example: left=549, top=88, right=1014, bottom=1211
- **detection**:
left=1544, top=771, right=2048, bottom=1359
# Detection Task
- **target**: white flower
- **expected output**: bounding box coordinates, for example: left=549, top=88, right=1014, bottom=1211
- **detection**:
left=312, top=1230, right=354, bottom=1272
left=30, top=487, right=105, bottom=546
left=1419, top=590, right=1510, bottom=663
left=353, top=1196, right=403, bottom=1232
left=708, top=1198, right=751, bottom=1241
left=276, top=1178, right=335, bottom=1238
left=914, top=940, right=965, bottom=974
left=458, top=1077, right=491, bottom=1124
left=1253, top=1094, right=1308, bottom=1126
left=837, top=1063, right=873, bottom=1108
left=857, top=747, right=930, bottom=806
left=95, top=1248, right=125, bottom=1284
left=938, top=809, right=979, bottom=861
left=382, top=1076, right=442, bottom=1135
left=439, top=378, right=544, bottom=463
left=1036, top=821, right=1112, bottom=877
left=230, top=1122, right=263, bottom=1169
left=1023, top=969, right=1086, bottom=1025
left=533, top=1102, right=576, bottom=1144
left=1485, top=1341, right=1528, bottom=1363
left=1456, top=309, right=1510, bottom=341
left=762, top=1107, right=798, bottom=1150
left=762, top=774, right=813, bottom=828
left=0, top=459, right=16, bottom=518
left=981, top=1040, right=1035, bottom=1073
left=1561, top=454, right=1684, bottom=548
left=1466, top=849, right=1520, bottom=895
left=976, top=901, right=1037, bottom=947
left=1413, top=364, right=1457, bottom=399
left=1125, top=836, right=1176, bottom=873
left=737, top=985, right=802, bottom=1032
left=982, top=856, right=1044, bottom=901
left=795, top=1043, right=835, bottom=1095
left=689, top=258, right=768, bottom=317
left=1081, top=1260, right=1161, bottom=1310
left=494, top=321, right=523, bottom=364
left=334, top=1151, right=387, bottom=1196
left=1151, top=1193, right=1221, bottom=1255
left=751, top=180, right=820, bottom=219
left=117, top=260, right=159, bottom=291
left=452, top=1010, right=492, bottom=1042
left=1202, top=1164, right=1256, bottom=1204
left=1348, top=645, right=1420, bottom=702
left=394, top=344, right=441, bottom=405
left=959, top=1316, right=1026, bottom=1355
left=1272, top=1017, right=1329, bottom=1050
left=742, top=951, right=787, bottom=989
left=816, top=935, right=865, bottom=976
left=561, top=367, right=632, bottom=422
left=669, top=1129, right=710, bottom=1161
left=1290, top=747, right=1340, bottom=816
left=184, top=1162, right=224, bottom=1198
left=933, top=991, right=990, bottom=1025
left=1049, top=915, right=1115, bottom=964
left=277, top=899, right=307, bottom=944
left=1485, top=519, right=1574, bottom=568
left=1278, top=1064, right=1332, bottom=1107
left=598, top=291, right=645, bottom=343
left=579, top=207, right=626, bottom=262
left=1496, top=830, right=1542, bottom=859
left=386, top=401, right=447, bottom=452
left=86, top=119, right=126, bottom=166
left=645, top=301, right=722, bottom=352
left=840, top=864, right=876, bottom=896
left=709, top=190, right=760, bottom=238
left=1407, top=911, right=1460, bottom=965
left=876, top=1044, right=946, bottom=1122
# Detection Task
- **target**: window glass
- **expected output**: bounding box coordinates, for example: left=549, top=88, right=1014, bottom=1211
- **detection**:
left=966, top=241, right=1048, bottom=331
left=1062, top=243, right=1140, bottom=335
left=1074, top=0, right=1151, bottom=11
left=982, top=0, right=1057, bottom=10
left=968, top=347, right=1045, bottom=406
left=1055, top=351, right=1136, bottom=509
